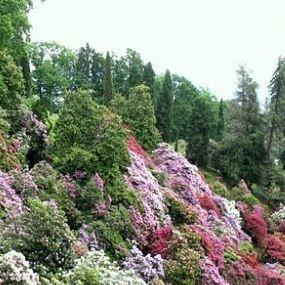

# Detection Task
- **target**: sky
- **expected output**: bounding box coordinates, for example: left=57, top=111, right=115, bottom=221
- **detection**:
left=29, top=0, right=285, bottom=104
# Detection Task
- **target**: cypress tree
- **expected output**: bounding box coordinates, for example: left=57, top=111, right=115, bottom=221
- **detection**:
left=217, top=99, right=225, bottom=140
left=186, top=95, right=212, bottom=166
left=103, top=51, right=114, bottom=104
left=267, top=57, right=285, bottom=158
left=156, top=70, right=173, bottom=142
left=143, top=62, right=155, bottom=102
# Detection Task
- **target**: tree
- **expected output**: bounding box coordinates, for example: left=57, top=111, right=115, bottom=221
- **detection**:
left=156, top=70, right=173, bottom=142
left=0, top=51, right=24, bottom=112
left=127, top=49, right=144, bottom=89
left=30, top=42, right=76, bottom=119
left=186, top=95, right=213, bottom=166
left=172, top=75, right=200, bottom=140
left=53, top=90, right=130, bottom=181
left=143, top=62, right=156, bottom=102
left=103, top=51, right=114, bottom=103
left=212, top=66, right=266, bottom=184
left=267, top=57, right=285, bottom=159
left=217, top=99, right=225, bottom=140
left=110, top=85, right=160, bottom=151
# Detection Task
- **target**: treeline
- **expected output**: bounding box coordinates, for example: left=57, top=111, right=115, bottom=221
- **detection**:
left=1, top=0, right=285, bottom=207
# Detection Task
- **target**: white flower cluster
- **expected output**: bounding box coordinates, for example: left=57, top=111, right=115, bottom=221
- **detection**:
left=66, top=250, right=146, bottom=285
left=0, top=250, right=39, bottom=285
left=270, top=205, right=285, bottom=231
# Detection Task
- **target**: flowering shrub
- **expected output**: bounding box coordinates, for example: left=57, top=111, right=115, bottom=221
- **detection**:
left=256, top=267, right=285, bottom=285
left=149, top=226, right=173, bottom=258
left=0, top=134, right=21, bottom=171
left=0, top=171, right=23, bottom=215
left=199, top=194, right=221, bottom=218
left=270, top=206, right=285, bottom=232
left=201, top=257, right=230, bottom=285
left=0, top=250, right=40, bottom=285
left=165, top=247, right=202, bottom=285
left=79, top=224, right=99, bottom=250
left=263, top=234, right=285, bottom=262
left=222, top=261, right=256, bottom=285
left=243, top=205, right=268, bottom=243
left=191, top=225, right=225, bottom=268
left=2, top=200, right=75, bottom=272
left=124, top=245, right=164, bottom=283
left=67, top=250, right=146, bottom=284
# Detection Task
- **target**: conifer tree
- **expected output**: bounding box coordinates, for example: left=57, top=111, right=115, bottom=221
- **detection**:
left=267, top=57, right=285, bottom=158
left=156, top=70, right=173, bottom=142
left=186, top=95, right=213, bottom=166
left=217, top=99, right=225, bottom=140
left=143, top=62, right=156, bottom=102
left=103, top=51, right=114, bottom=103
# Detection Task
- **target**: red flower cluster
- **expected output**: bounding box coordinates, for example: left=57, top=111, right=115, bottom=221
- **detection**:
left=256, top=267, right=285, bottom=285
left=243, top=206, right=268, bottom=243
left=263, top=234, right=285, bottom=262
left=199, top=194, right=221, bottom=218
left=149, top=226, right=173, bottom=258
left=127, top=135, right=153, bottom=167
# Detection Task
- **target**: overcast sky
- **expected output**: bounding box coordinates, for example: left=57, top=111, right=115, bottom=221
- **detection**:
left=29, top=0, right=285, bottom=104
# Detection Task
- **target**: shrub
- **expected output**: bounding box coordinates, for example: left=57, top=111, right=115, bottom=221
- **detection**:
left=53, top=90, right=130, bottom=181
left=256, top=267, right=285, bottom=285
left=165, top=195, right=197, bottom=226
left=165, top=247, right=202, bottom=285
left=243, top=205, right=268, bottom=243
left=263, top=235, right=285, bottom=262
left=149, top=226, right=173, bottom=258
left=222, top=261, right=256, bottom=285
left=0, top=250, right=40, bottom=285
left=68, top=250, right=146, bottom=284
left=110, top=86, right=160, bottom=151
left=2, top=200, right=75, bottom=273
left=199, top=194, right=221, bottom=218
left=124, top=245, right=164, bottom=283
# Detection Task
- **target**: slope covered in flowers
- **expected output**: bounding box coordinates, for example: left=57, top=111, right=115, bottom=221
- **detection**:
left=1, top=133, right=285, bottom=284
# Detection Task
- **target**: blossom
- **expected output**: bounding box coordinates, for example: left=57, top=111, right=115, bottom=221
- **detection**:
left=92, top=173, right=105, bottom=191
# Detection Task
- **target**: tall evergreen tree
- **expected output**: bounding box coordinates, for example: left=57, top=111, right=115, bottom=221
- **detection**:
left=217, top=99, right=225, bottom=140
left=156, top=70, right=173, bottom=142
left=186, top=95, right=213, bottom=166
left=267, top=57, right=285, bottom=159
left=127, top=49, right=144, bottom=88
left=213, top=66, right=266, bottom=184
left=103, top=51, right=114, bottom=104
left=143, top=62, right=156, bottom=102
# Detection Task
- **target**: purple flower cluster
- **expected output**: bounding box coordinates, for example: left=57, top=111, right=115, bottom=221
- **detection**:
left=79, top=224, right=99, bottom=250
left=124, top=245, right=164, bottom=283
left=92, top=173, right=105, bottom=191
left=64, top=174, right=76, bottom=199
left=21, top=110, right=48, bottom=141
left=0, top=171, right=23, bottom=215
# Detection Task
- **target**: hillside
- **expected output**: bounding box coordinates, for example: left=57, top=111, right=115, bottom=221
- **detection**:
left=1, top=133, right=285, bottom=284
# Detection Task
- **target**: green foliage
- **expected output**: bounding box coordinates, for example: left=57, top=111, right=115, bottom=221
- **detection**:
left=186, top=94, right=214, bottom=166
left=127, top=49, right=144, bottom=88
left=2, top=199, right=75, bottom=273
left=68, top=267, right=101, bottom=285
left=224, top=247, right=240, bottom=264
left=172, top=75, right=199, bottom=140
left=165, top=195, right=197, bottom=226
left=165, top=226, right=203, bottom=285
left=143, top=62, right=156, bottom=103
left=0, top=50, right=24, bottom=113
left=91, top=204, right=135, bottom=259
left=103, top=51, right=114, bottom=103
left=110, top=85, right=160, bottom=151
left=217, top=99, right=225, bottom=140
left=156, top=70, right=173, bottom=142
left=53, top=90, right=130, bottom=181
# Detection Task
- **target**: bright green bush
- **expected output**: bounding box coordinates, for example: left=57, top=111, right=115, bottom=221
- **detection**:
left=2, top=199, right=76, bottom=273
left=110, top=85, right=160, bottom=151
left=53, top=90, right=130, bottom=181
left=165, top=195, right=197, bottom=226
